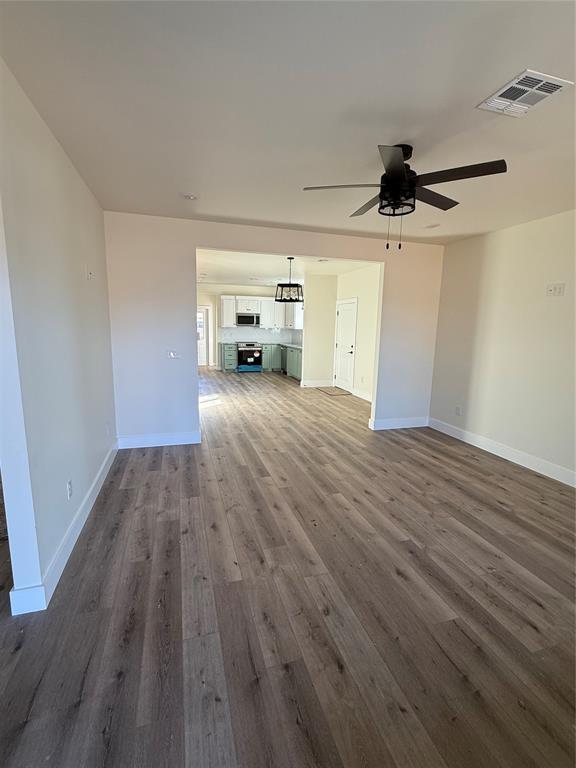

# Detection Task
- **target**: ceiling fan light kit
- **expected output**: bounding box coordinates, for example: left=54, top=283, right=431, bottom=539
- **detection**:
left=303, top=144, right=508, bottom=233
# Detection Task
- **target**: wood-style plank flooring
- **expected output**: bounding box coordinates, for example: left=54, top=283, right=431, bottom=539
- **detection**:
left=0, top=369, right=574, bottom=767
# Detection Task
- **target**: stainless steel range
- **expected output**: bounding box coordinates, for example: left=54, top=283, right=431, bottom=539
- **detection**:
left=237, top=342, right=263, bottom=372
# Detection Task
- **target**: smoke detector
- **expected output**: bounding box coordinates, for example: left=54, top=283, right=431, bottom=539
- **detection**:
left=477, top=69, right=574, bottom=117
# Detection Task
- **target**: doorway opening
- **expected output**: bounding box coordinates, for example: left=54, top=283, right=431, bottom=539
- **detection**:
left=197, top=305, right=210, bottom=366
left=195, top=248, right=385, bottom=430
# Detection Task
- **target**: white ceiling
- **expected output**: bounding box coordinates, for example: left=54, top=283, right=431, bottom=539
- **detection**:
left=0, top=1, right=574, bottom=243
left=196, top=249, right=373, bottom=287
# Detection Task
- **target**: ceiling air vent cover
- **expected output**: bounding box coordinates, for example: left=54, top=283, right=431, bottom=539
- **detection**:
left=477, top=69, right=574, bottom=118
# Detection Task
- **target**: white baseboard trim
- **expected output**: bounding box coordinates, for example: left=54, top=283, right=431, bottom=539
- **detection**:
left=301, top=379, right=334, bottom=388
left=429, top=418, right=575, bottom=487
left=10, top=444, right=117, bottom=616
left=352, top=387, right=372, bottom=403
left=9, top=583, right=48, bottom=615
left=117, top=431, right=202, bottom=449
left=42, top=445, right=118, bottom=605
left=369, top=416, right=429, bottom=430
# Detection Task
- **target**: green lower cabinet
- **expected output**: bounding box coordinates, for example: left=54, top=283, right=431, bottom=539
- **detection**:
left=286, top=347, right=302, bottom=380
left=270, top=344, right=282, bottom=371
left=220, top=343, right=237, bottom=371
left=220, top=342, right=286, bottom=373
left=262, top=344, right=282, bottom=372
left=262, top=345, right=272, bottom=371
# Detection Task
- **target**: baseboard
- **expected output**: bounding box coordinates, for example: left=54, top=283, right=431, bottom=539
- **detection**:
left=352, top=387, right=372, bottom=403
left=369, top=416, right=429, bottom=430
left=429, top=418, right=575, bottom=487
left=301, top=379, right=334, bottom=388
left=117, top=431, right=202, bottom=449
left=9, top=583, right=48, bottom=615
left=10, top=444, right=117, bottom=616
left=42, top=445, right=118, bottom=605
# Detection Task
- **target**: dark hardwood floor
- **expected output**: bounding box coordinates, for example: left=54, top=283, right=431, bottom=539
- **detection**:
left=0, top=369, right=574, bottom=767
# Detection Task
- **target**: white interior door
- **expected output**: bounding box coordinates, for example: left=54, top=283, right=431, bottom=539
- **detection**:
left=334, top=299, right=357, bottom=392
left=197, top=307, right=209, bottom=366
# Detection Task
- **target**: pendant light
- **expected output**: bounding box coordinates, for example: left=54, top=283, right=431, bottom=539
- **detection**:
left=275, top=257, right=304, bottom=303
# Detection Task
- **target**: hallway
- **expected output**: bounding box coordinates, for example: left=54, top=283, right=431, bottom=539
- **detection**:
left=0, top=369, right=573, bottom=767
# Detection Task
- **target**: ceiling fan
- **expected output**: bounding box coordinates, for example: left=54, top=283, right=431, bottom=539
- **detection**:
left=303, top=144, right=507, bottom=218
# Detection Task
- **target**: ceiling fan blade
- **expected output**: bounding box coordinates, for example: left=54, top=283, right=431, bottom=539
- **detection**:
left=415, top=187, right=459, bottom=210
left=303, top=184, right=381, bottom=191
left=350, top=195, right=381, bottom=217
left=378, top=145, right=407, bottom=184
left=415, top=159, right=507, bottom=187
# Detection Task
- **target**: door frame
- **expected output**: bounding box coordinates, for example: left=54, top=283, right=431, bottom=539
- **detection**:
left=333, top=298, right=358, bottom=392
left=197, top=305, right=211, bottom=366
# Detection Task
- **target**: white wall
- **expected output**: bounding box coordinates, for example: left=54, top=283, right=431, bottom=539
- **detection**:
left=372, top=246, right=443, bottom=428
left=301, top=274, right=337, bottom=387
left=431, top=210, right=575, bottom=485
left=105, top=211, right=444, bottom=442
left=337, top=264, right=382, bottom=402
left=0, top=59, right=117, bottom=613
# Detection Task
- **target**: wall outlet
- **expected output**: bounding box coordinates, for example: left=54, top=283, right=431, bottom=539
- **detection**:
left=85, top=264, right=95, bottom=281
left=455, top=405, right=463, bottom=417
left=546, top=283, right=565, bottom=297
left=66, top=480, right=73, bottom=500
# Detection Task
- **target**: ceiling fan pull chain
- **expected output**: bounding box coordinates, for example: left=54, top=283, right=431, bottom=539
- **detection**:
left=386, top=215, right=391, bottom=250
left=398, top=214, right=403, bottom=250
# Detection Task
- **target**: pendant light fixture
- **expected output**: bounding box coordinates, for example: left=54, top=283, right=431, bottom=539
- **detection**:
left=275, top=257, right=303, bottom=303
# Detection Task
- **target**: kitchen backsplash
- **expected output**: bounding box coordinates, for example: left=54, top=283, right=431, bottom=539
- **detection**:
left=290, top=330, right=303, bottom=346
left=219, top=328, right=303, bottom=345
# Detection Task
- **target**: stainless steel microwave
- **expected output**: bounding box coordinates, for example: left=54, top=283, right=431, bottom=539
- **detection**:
left=236, top=313, right=260, bottom=326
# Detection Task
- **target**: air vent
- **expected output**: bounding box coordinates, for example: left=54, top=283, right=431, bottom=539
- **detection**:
left=498, top=85, right=528, bottom=101
left=477, top=69, right=574, bottom=117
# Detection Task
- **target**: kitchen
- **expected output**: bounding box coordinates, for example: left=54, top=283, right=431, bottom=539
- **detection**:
left=218, top=292, right=304, bottom=380
left=197, top=249, right=382, bottom=402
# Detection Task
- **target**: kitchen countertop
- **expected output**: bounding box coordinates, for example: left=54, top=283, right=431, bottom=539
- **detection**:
left=219, top=341, right=302, bottom=350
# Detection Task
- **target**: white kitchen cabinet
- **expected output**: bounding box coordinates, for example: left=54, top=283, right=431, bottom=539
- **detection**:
left=259, top=298, right=275, bottom=329
left=273, top=301, right=285, bottom=329
left=220, top=296, right=237, bottom=327
left=284, top=302, right=304, bottom=330
left=236, top=297, right=261, bottom=314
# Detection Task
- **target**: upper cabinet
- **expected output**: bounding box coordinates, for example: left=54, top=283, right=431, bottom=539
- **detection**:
left=273, top=301, right=285, bottom=330
left=284, top=302, right=304, bottom=330
left=236, top=297, right=261, bottom=314
left=260, top=298, right=275, bottom=329
left=220, top=296, right=236, bottom=327
left=260, top=298, right=286, bottom=329
left=218, top=294, right=298, bottom=328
